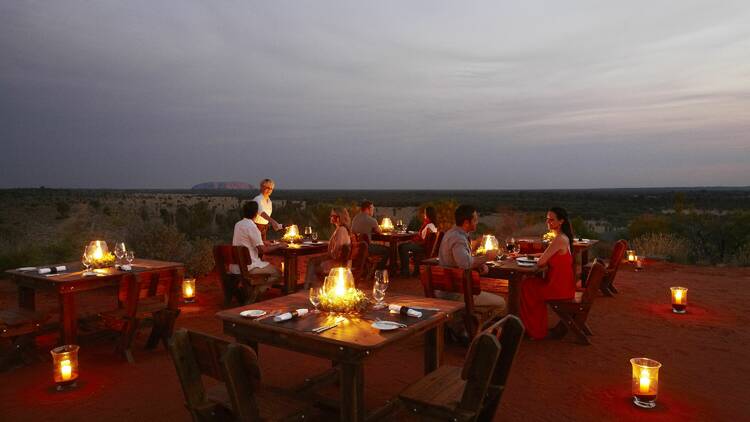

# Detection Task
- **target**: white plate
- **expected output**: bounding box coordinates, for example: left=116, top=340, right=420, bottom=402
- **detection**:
left=516, top=261, right=535, bottom=267
left=240, top=310, right=266, bottom=318
left=17, top=267, right=37, bottom=271
left=372, top=321, right=401, bottom=331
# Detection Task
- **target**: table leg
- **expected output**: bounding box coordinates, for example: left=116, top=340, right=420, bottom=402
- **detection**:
left=284, top=256, right=299, bottom=294
left=340, top=361, right=365, bottom=422
left=507, top=274, right=523, bottom=316
left=388, top=240, right=399, bottom=273
left=580, top=250, right=590, bottom=281
left=60, top=293, right=78, bottom=344
left=18, top=285, right=36, bottom=310
left=424, top=324, right=444, bottom=374
left=167, top=267, right=184, bottom=311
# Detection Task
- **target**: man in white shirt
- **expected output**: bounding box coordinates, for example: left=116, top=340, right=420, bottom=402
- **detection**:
left=232, top=201, right=285, bottom=287
left=252, top=178, right=283, bottom=240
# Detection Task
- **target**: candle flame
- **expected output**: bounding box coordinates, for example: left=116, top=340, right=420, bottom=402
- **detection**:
left=60, top=359, right=72, bottom=381
left=185, top=285, right=194, bottom=297
left=674, top=290, right=683, bottom=302
left=639, top=369, right=651, bottom=394
left=380, top=217, right=394, bottom=231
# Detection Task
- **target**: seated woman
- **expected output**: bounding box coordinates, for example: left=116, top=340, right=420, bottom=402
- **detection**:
left=398, top=206, right=439, bottom=277
left=519, top=207, right=576, bottom=340
left=304, top=207, right=352, bottom=288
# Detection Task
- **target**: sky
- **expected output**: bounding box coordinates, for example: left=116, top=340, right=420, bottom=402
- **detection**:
left=1, top=1, right=749, bottom=189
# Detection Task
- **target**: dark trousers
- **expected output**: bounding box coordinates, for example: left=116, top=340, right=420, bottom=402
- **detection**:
left=398, top=242, right=425, bottom=276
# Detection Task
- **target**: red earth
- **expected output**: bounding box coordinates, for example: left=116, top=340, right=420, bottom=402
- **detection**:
left=1, top=259, right=749, bottom=421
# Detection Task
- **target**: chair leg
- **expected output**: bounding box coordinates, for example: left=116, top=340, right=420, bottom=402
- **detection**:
left=146, top=309, right=180, bottom=350
left=558, top=313, right=590, bottom=345
left=117, top=317, right=139, bottom=363
left=582, top=323, right=593, bottom=336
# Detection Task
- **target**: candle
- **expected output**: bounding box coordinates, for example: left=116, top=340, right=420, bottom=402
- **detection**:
left=626, top=250, right=636, bottom=263
left=60, top=359, right=72, bottom=381
left=51, top=344, right=79, bottom=390
left=630, top=358, right=661, bottom=409
left=670, top=287, right=688, bottom=313
left=380, top=217, right=394, bottom=232
left=182, top=278, right=196, bottom=303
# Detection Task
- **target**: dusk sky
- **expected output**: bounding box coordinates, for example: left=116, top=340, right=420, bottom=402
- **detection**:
left=1, top=1, right=749, bottom=189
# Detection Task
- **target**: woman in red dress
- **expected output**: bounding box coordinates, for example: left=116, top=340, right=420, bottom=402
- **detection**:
left=520, top=207, right=576, bottom=340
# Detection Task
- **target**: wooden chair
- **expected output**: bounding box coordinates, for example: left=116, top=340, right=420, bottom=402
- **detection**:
left=169, top=329, right=316, bottom=421
left=349, top=237, right=369, bottom=284
left=354, top=233, right=384, bottom=281
left=375, top=315, right=524, bottom=422
left=429, top=231, right=445, bottom=258
left=548, top=260, right=606, bottom=345
left=0, top=308, right=49, bottom=370
left=213, top=245, right=274, bottom=307
left=403, top=231, right=440, bottom=277
left=100, top=269, right=182, bottom=363
left=583, top=239, right=627, bottom=295
left=421, top=266, right=504, bottom=338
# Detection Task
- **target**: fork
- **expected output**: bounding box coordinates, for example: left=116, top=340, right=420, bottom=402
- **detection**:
left=375, top=318, right=407, bottom=328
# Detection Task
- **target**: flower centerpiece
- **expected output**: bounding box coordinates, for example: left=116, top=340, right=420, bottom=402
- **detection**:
left=318, top=267, right=369, bottom=314
left=84, top=240, right=116, bottom=269
left=281, top=225, right=303, bottom=244
left=542, top=230, right=557, bottom=243
left=475, top=234, right=499, bottom=255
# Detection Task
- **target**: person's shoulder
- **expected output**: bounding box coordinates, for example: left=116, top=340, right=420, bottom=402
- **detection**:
left=252, top=194, right=263, bottom=201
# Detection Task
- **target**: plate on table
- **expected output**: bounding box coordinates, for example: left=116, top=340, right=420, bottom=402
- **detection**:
left=372, top=321, right=402, bottom=331
left=516, top=257, right=538, bottom=267
left=240, top=310, right=266, bottom=318
left=16, top=267, right=37, bottom=271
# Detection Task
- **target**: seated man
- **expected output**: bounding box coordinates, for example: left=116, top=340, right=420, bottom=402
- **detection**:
left=351, top=200, right=389, bottom=269
left=231, top=201, right=285, bottom=289
left=437, top=204, right=506, bottom=309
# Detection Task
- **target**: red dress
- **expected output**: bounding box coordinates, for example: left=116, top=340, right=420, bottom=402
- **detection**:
left=520, top=250, right=575, bottom=339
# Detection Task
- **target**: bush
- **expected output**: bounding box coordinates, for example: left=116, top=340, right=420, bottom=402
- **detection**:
left=183, top=238, right=215, bottom=277
left=56, top=201, right=71, bottom=219
left=631, top=233, right=690, bottom=263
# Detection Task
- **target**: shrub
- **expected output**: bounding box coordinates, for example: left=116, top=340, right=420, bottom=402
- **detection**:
left=56, top=201, right=71, bottom=219
left=631, top=233, right=690, bottom=263
left=183, top=238, right=215, bottom=277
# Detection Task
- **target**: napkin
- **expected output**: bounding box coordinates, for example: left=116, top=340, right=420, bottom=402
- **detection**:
left=274, top=308, right=308, bottom=322
left=118, top=264, right=133, bottom=271
left=388, top=304, right=422, bottom=318
left=38, top=266, right=66, bottom=275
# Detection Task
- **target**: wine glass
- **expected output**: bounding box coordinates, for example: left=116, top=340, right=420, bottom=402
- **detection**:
left=82, top=250, right=92, bottom=274
left=304, top=226, right=313, bottom=239
left=311, top=231, right=318, bottom=242
left=309, top=287, right=321, bottom=311
left=125, top=250, right=135, bottom=265
left=396, top=219, right=404, bottom=232
left=505, top=237, right=516, bottom=254
left=372, top=281, right=386, bottom=309
left=114, top=242, right=127, bottom=264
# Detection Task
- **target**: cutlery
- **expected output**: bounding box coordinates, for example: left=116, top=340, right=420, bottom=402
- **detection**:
left=312, top=322, right=339, bottom=333
left=409, top=307, right=440, bottom=312
left=375, top=318, right=407, bottom=328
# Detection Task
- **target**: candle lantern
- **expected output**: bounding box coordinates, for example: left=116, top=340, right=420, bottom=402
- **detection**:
left=83, top=240, right=115, bottom=270
left=626, top=250, right=637, bottom=263
left=630, top=358, right=661, bottom=408
left=281, top=225, right=302, bottom=243
left=542, top=230, right=557, bottom=243
left=476, top=234, right=499, bottom=255
left=182, top=278, right=196, bottom=303
left=635, top=256, right=644, bottom=271
left=380, top=217, right=394, bottom=232
left=670, top=287, right=688, bottom=313
left=318, top=267, right=368, bottom=314
left=51, top=345, right=80, bottom=390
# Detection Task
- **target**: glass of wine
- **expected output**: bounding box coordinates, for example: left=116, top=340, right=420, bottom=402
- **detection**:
left=309, top=287, right=321, bottom=311
left=125, top=250, right=135, bottom=266
left=114, top=242, right=127, bottom=265
left=396, top=219, right=404, bottom=232
left=81, top=250, right=93, bottom=274
left=372, top=281, right=386, bottom=309
left=311, top=231, right=318, bottom=242
left=505, top=237, right=516, bottom=255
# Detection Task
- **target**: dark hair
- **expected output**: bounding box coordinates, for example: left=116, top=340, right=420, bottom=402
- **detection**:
left=454, top=204, right=477, bottom=226
left=242, top=201, right=259, bottom=219
left=360, top=200, right=373, bottom=211
left=549, top=207, right=574, bottom=253
left=424, top=206, right=438, bottom=225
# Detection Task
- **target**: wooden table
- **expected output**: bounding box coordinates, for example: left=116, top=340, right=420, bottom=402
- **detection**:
left=420, top=257, right=543, bottom=316
left=265, top=241, right=328, bottom=294
left=517, top=238, right=599, bottom=280
left=4, top=259, right=184, bottom=344
left=371, top=231, right=416, bottom=274
left=216, top=292, right=464, bottom=422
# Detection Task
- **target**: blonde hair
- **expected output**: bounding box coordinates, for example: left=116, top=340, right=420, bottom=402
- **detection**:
left=259, top=178, right=275, bottom=189
left=332, top=207, right=351, bottom=231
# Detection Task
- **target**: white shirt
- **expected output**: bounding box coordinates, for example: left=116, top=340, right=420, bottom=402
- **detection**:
left=420, top=223, right=438, bottom=240
left=230, top=218, right=270, bottom=273
left=252, top=194, right=272, bottom=225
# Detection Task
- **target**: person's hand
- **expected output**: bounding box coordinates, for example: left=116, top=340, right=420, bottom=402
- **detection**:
left=479, top=264, right=489, bottom=275
left=277, top=241, right=288, bottom=248
left=272, top=221, right=282, bottom=231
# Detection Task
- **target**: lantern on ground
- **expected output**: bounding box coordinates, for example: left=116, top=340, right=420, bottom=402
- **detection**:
left=380, top=217, right=394, bottom=232
left=635, top=256, right=644, bottom=271
left=182, top=278, right=196, bottom=303
left=630, top=358, right=661, bottom=409
left=626, top=250, right=637, bottom=263
left=670, top=287, right=688, bottom=313
left=51, top=345, right=79, bottom=390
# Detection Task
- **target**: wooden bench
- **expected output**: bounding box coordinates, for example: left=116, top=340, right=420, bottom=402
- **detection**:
left=548, top=260, right=606, bottom=345
left=169, top=329, right=318, bottom=421
left=0, top=308, right=49, bottom=370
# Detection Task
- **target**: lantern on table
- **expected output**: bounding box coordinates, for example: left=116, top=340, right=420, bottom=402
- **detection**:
left=182, top=278, right=196, bottom=303
left=626, top=250, right=637, bottom=263
left=542, top=230, right=557, bottom=243
left=635, top=256, right=644, bottom=271
left=476, top=234, right=499, bottom=255
left=319, top=267, right=368, bottom=314
left=630, top=358, right=661, bottom=408
left=670, top=287, right=688, bottom=313
left=83, top=240, right=115, bottom=271
left=380, top=217, right=394, bottom=232
left=282, top=225, right=303, bottom=244
left=51, top=345, right=79, bottom=390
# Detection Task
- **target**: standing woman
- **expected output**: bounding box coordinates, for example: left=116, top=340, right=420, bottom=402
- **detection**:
left=398, top=206, right=439, bottom=277
left=519, top=207, right=576, bottom=340
left=304, top=207, right=352, bottom=288
left=253, top=178, right=282, bottom=240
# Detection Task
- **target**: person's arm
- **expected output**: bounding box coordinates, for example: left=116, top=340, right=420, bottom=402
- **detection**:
left=260, top=211, right=282, bottom=231
left=537, top=235, right=566, bottom=267
left=372, top=219, right=382, bottom=235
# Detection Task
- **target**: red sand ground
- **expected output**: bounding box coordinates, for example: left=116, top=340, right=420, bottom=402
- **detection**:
left=1, top=260, right=749, bottom=421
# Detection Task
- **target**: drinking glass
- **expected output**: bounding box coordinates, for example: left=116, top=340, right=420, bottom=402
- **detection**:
left=311, top=232, right=318, bottom=242
left=372, top=281, right=386, bottom=308
left=512, top=243, right=521, bottom=255
left=396, top=219, right=404, bottom=232
left=82, top=252, right=92, bottom=273
left=309, top=287, right=320, bottom=311
left=125, top=250, right=135, bottom=265
left=114, top=242, right=127, bottom=263
left=505, top=237, right=516, bottom=254
left=304, top=226, right=313, bottom=237
left=374, top=270, right=389, bottom=290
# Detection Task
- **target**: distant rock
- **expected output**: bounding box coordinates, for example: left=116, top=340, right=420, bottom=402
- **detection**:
left=191, top=181, right=255, bottom=190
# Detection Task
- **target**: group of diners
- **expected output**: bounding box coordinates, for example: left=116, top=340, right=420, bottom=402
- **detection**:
left=231, top=177, right=579, bottom=341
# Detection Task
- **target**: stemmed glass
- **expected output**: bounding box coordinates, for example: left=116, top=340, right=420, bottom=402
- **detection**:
left=81, top=248, right=93, bottom=274
left=125, top=250, right=135, bottom=266
left=372, top=270, right=389, bottom=309
left=396, top=219, right=404, bottom=232
left=114, top=242, right=127, bottom=265
left=311, top=231, right=318, bottom=242
left=304, top=226, right=313, bottom=239
left=309, top=287, right=321, bottom=311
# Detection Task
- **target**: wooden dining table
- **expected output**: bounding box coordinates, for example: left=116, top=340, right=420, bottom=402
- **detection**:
left=216, top=291, right=464, bottom=422
left=265, top=241, right=328, bottom=294
left=371, top=231, right=416, bottom=274
left=420, top=257, right=543, bottom=316
left=4, top=259, right=184, bottom=344
left=517, top=238, right=599, bottom=280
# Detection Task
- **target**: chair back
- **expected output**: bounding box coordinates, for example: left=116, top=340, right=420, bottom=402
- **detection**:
left=349, top=237, right=369, bottom=281
left=222, top=343, right=263, bottom=421
left=422, top=231, right=438, bottom=258
left=353, top=233, right=371, bottom=244
left=581, top=260, right=606, bottom=304
left=607, top=239, right=628, bottom=278
left=422, top=266, right=482, bottom=297
left=476, top=315, right=525, bottom=420
left=213, top=245, right=254, bottom=277
left=169, top=329, right=234, bottom=421
left=429, top=232, right=445, bottom=258
left=119, top=268, right=180, bottom=312
left=518, top=239, right=545, bottom=254
left=456, top=330, right=502, bottom=415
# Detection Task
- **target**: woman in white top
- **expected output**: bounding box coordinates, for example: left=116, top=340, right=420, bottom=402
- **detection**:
left=304, top=207, right=352, bottom=288
left=253, top=178, right=282, bottom=240
left=398, top=206, right=439, bottom=277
